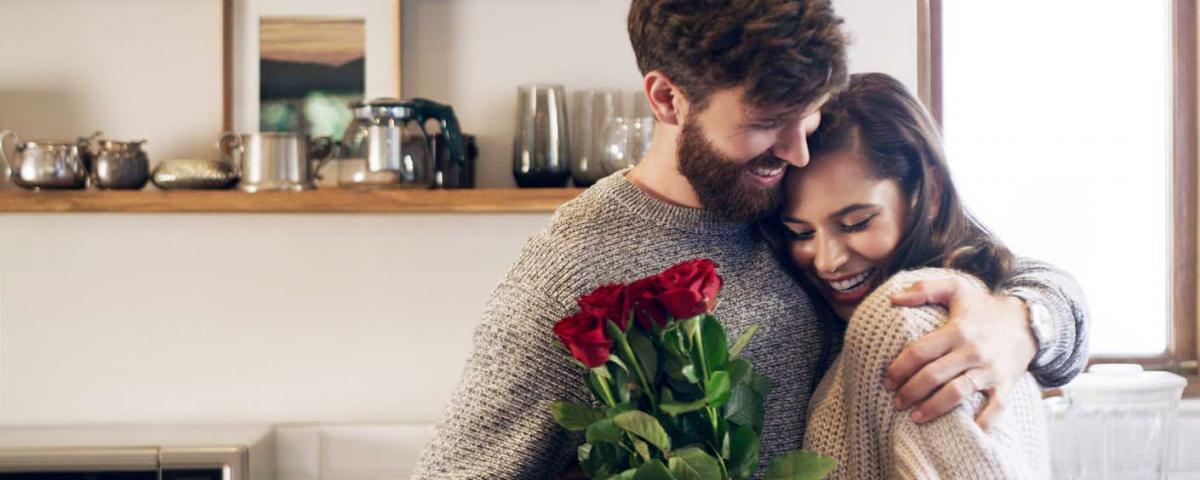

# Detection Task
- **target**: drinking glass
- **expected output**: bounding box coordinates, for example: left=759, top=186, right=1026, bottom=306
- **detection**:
left=513, top=84, right=571, bottom=187
left=570, top=88, right=623, bottom=186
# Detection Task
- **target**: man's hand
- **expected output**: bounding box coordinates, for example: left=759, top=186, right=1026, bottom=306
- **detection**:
left=884, top=277, right=1038, bottom=431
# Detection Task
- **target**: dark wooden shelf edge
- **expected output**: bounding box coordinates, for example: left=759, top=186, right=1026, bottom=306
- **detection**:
left=0, top=188, right=586, bottom=213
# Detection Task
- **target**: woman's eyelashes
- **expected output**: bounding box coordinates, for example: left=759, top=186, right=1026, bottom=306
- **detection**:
left=784, top=214, right=876, bottom=241
left=840, top=214, right=875, bottom=233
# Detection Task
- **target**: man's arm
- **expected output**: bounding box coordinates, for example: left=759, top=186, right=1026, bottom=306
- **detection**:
left=413, top=281, right=589, bottom=479
left=1000, top=257, right=1090, bottom=387
left=882, top=257, right=1089, bottom=430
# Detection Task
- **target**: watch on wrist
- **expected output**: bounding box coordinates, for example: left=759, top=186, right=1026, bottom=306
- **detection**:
left=1010, top=289, right=1056, bottom=359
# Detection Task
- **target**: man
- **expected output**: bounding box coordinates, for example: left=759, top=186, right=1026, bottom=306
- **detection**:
left=414, top=1, right=1087, bottom=477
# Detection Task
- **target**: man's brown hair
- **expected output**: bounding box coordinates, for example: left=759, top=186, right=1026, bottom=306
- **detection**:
left=628, top=0, right=849, bottom=114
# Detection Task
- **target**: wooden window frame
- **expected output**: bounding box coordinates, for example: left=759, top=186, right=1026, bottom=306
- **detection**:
left=919, top=0, right=1200, bottom=395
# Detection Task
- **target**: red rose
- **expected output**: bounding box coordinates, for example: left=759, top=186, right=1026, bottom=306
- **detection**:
left=657, top=259, right=723, bottom=319
left=577, top=283, right=629, bottom=330
left=624, top=275, right=670, bottom=330
left=553, top=309, right=612, bottom=368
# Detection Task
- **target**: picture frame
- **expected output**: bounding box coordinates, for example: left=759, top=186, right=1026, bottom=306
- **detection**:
left=221, top=0, right=402, bottom=138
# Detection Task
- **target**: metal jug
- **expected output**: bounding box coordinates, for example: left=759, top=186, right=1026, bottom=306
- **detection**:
left=337, top=97, right=466, bottom=189
left=0, top=130, right=91, bottom=190
left=219, top=132, right=335, bottom=192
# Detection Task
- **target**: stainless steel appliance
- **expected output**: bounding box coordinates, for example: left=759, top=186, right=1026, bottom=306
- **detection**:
left=0, top=425, right=273, bottom=480
left=337, top=97, right=467, bottom=189
left=0, top=130, right=91, bottom=190
left=219, top=132, right=335, bottom=192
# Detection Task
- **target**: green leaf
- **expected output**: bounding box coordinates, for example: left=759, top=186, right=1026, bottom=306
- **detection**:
left=700, top=315, right=729, bottom=371
left=726, top=424, right=760, bottom=479
left=587, top=418, right=625, bottom=443
left=670, top=446, right=723, bottom=480
left=661, top=398, right=709, bottom=416
left=615, top=366, right=633, bottom=404
left=704, top=371, right=733, bottom=408
left=633, top=459, right=675, bottom=480
left=724, top=384, right=764, bottom=433
left=582, top=442, right=622, bottom=480
left=727, top=324, right=760, bottom=359
left=663, top=354, right=690, bottom=382
left=633, top=438, right=652, bottom=462
left=749, top=372, right=773, bottom=397
left=762, top=450, right=837, bottom=480
left=606, top=468, right=639, bottom=480
left=608, top=401, right=637, bottom=418
left=727, top=358, right=752, bottom=386
left=681, top=364, right=701, bottom=384
left=551, top=401, right=606, bottom=431
left=608, top=354, right=631, bottom=375
left=578, top=443, right=592, bottom=463
left=613, top=411, right=672, bottom=453
left=629, top=330, right=660, bottom=383
left=668, top=457, right=702, bottom=480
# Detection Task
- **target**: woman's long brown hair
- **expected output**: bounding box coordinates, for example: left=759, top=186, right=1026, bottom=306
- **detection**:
left=765, top=72, right=1013, bottom=292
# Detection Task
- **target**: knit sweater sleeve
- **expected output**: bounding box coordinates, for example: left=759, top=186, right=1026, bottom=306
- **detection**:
left=1000, top=257, right=1091, bottom=387
left=829, top=269, right=1048, bottom=479
left=412, top=281, right=590, bottom=479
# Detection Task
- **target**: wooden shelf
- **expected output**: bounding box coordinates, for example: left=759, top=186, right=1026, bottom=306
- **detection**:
left=0, top=188, right=585, bottom=214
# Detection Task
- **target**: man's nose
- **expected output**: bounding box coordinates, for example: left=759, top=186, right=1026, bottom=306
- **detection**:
left=771, top=122, right=811, bottom=168
left=814, top=235, right=847, bottom=275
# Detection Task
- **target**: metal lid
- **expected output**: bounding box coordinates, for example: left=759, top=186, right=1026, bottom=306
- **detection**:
left=350, top=98, right=415, bottom=120
left=1064, top=363, right=1187, bottom=404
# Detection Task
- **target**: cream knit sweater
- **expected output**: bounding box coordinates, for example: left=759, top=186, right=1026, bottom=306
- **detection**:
left=803, top=268, right=1050, bottom=479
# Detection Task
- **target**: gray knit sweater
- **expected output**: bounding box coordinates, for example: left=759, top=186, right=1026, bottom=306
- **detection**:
left=413, top=171, right=1088, bottom=479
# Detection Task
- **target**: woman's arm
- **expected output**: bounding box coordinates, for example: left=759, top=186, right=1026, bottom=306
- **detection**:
left=835, top=269, right=1048, bottom=479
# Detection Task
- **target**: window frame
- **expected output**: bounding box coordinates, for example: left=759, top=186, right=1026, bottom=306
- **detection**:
left=918, top=0, right=1200, bottom=395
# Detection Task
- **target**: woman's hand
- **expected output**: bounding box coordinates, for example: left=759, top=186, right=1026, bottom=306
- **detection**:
left=882, top=277, right=1038, bottom=431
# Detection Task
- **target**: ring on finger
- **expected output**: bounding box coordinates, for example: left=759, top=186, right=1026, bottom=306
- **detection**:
left=962, top=370, right=985, bottom=393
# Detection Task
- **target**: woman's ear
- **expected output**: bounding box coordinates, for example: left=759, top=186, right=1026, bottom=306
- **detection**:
left=644, top=71, right=686, bottom=126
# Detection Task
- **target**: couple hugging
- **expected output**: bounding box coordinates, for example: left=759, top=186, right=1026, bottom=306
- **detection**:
left=416, top=0, right=1088, bottom=478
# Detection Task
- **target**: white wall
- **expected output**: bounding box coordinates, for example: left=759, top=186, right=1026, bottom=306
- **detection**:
left=0, top=0, right=917, bottom=426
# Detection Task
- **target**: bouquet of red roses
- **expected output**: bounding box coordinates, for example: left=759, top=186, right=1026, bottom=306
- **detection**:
left=551, top=258, right=835, bottom=480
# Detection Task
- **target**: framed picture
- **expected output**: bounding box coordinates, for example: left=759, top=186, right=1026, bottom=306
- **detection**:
left=223, top=0, right=402, bottom=140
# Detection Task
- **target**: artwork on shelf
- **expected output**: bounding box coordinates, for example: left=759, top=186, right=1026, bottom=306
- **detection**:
left=259, top=17, right=365, bottom=141
left=224, top=0, right=401, bottom=140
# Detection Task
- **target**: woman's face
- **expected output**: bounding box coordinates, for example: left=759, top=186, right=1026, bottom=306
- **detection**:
left=780, top=141, right=909, bottom=320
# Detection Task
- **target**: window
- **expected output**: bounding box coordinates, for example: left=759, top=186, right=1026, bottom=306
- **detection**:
left=920, top=0, right=1197, bottom=379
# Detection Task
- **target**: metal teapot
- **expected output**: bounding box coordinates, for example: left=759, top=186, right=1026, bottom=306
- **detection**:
left=0, top=130, right=92, bottom=190
left=337, top=97, right=466, bottom=189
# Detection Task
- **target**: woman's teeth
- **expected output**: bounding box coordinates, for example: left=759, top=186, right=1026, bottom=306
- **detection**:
left=827, top=269, right=875, bottom=293
left=749, top=165, right=785, bottom=177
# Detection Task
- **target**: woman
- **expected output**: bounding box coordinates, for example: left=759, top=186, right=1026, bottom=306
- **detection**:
left=772, top=73, right=1049, bottom=478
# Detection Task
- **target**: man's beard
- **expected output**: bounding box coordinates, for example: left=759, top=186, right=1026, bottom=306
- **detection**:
left=677, top=119, right=785, bottom=223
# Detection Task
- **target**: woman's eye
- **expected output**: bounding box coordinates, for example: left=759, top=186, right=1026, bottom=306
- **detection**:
left=749, top=121, right=780, bottom=131
left=840, top=217, right=873, bottom=233
left=786, top=229, right=815, bottom=241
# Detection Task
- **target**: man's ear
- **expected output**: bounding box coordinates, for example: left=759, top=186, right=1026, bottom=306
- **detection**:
left=644, top=70, right=686, bottom=126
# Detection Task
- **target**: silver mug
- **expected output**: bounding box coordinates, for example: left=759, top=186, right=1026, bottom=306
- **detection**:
left=0, top=130, right=91, bottom=190
left=219, top=132, right=335, bottom=192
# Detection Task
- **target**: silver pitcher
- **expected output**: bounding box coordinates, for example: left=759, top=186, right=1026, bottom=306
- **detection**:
left=83, top=136, right=150, bottom=190
left=0, top=130, right=90, bottom=190
left=219, top=132, right=335, bottom=192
